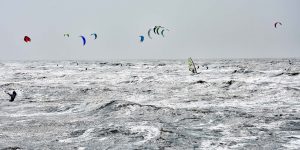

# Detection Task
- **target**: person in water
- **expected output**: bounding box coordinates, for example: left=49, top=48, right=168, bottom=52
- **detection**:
left=192, top=68, right=197, bottom=74
left=5, top=90, right=17, bottom=102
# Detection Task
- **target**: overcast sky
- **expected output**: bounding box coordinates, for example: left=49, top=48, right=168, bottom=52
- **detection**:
left=0, top=0, right=299, bottom=60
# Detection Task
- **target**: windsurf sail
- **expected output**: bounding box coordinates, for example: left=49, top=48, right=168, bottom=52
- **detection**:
left=188, top=57, right=197, bottom=73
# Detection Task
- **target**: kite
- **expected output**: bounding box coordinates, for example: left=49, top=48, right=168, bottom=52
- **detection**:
left=274, top=22, right=282, bottom=28
left=154, top=26, right=162, bottom=35
left=91, top=33, right=97, bottom=40
left=147, top=26, right=169, bottom=39
left=139, top=35, right=144, bottom=42
left=161, top=29, right=169, bottom=37
left=24, top=36, right=31, bottom=43
left=80, top=35, right=86, bottom=46
left=148, top=28, right=152, bottom=39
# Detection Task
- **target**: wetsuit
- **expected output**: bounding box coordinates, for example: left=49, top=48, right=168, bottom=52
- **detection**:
left=6, top=91, right=17, bottom=102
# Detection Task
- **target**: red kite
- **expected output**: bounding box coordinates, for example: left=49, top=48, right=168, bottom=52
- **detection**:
left=24, top=36, right=31, bottom=43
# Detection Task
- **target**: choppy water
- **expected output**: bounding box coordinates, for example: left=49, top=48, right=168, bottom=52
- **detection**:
left=0, top=59, right=299, bottom=150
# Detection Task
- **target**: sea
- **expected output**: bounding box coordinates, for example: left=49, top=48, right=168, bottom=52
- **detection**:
left=0, top=59, right=299, bottom=149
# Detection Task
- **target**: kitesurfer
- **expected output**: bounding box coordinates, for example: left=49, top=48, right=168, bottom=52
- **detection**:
left=5, top=90, right=17, bottom=102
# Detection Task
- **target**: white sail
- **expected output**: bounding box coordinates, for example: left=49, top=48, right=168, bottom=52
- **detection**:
left=188, top=57, right=197, bottom=73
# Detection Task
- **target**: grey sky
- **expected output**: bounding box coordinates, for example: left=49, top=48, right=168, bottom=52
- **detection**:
left=0, top=0, right=299, bottom=60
